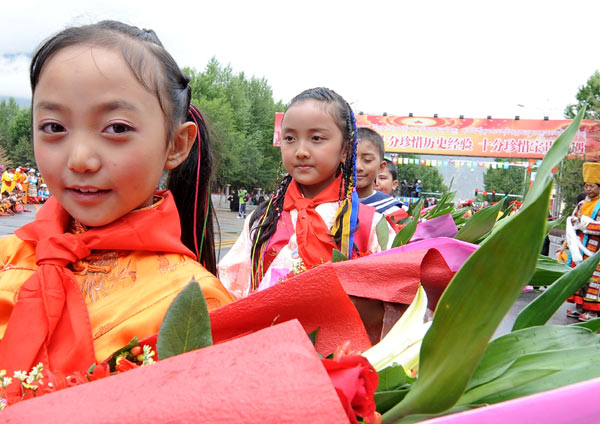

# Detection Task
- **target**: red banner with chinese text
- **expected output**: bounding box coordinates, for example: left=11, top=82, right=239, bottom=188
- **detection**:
left=273, top=113, right=600, bottom=160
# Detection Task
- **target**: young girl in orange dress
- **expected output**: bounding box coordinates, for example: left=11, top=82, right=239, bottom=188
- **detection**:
left=218, top=88, right=394, bottom=299
left=0, top=21, right=234, bottom=391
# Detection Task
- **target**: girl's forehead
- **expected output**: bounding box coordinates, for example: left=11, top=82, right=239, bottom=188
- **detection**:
left=282, top=100, right=340, bottom=129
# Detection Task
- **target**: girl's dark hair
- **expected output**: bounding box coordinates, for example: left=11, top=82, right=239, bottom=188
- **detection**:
left=30, top=20, right=217, bottom=274
left=383, top=158, right=398, bottom=180
left=249, top=87, right=357, bottom=282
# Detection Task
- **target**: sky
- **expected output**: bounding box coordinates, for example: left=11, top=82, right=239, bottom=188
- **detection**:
left=1, top=0, right=598, bottom=121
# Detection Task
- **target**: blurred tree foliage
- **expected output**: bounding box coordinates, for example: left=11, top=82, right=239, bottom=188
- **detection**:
left=560, top=71, right=600, bottom=215
left=483, top=162, right=528, bottom=198
left=0, top=99, right=35, bottom=167
left=186, top=58, right=285, bottom=191
left=396, top=159, right=448, bottom=195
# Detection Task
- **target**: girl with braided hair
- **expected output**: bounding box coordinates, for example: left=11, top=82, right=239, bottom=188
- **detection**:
left=219, top=87, right=394, bottom=299
left=0, top=20, right=235, bottom=393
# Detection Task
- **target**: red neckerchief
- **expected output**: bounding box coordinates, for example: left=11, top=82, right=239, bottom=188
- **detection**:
left=282, top=176, right=342, bottom=269
left=0, top=190, right=193, bottom=394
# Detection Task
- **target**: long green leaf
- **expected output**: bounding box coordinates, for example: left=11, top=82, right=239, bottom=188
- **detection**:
left=523, top=107, right=586, bottom=207
left=376, top=215, right=391, bottom=251
left=454, top=200, right=504, bottom=243
left=459, top=345, right=600, bottom=405
left=512, top=250, right=600, bottom=331
left=466, top=326, right=600, bottom=391
left=545, top=215, right=565, bottom=236
left=572, top=317, right=600, bottom=331
left=382, top=182, right=552, bottom=422
left=157, top=280, right=213, bottom=360
left=391, top=217, right=418, bottom=247
left=376, top=390, right=411, bottom=415
left=529, top=255, right=571, bottom=285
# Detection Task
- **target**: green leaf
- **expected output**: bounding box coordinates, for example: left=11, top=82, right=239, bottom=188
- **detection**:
left=454, top=200, right=504, bottom=243
left=106, top=337, right=139, bottom=372
left=497, top=202, right=514, bottom=221
left=376, top=215, right=390, bottom=251
left=391, top=217, right=418, bottom=247
left=459, top=345, right=600, bottom=406
left=157, top=280, right=213, bottom=360
left=466, top=325, right=600, bottom=391
left=411, top=199, right=424, bottom=219
left=512, top=250, right=600, bottom=331
left=545, top=215, right=566, bottom=236
left=377, top=364, right=416, bottom=392
left=332, top=249, right=348, bottom=262
left=523, top=106, right=586, bottom=207
left=383, top=182, right=552, bottom=421
left=529, top=255, right=572, bottom=286
left=572, top=317, right=600, bottom=331
left=307, top=327, right=319, bottom=346
left=376, top=390, right=411, bottom=415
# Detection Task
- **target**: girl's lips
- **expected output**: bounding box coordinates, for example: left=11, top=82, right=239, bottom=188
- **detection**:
left=67, top=187, right=111, bottom=202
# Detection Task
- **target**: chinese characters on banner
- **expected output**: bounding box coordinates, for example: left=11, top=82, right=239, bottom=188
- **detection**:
left=273, top=114, right=600, bottom=160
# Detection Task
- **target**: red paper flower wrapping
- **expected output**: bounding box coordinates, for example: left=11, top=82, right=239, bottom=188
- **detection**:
left=321, top=355, right=379, bottom=423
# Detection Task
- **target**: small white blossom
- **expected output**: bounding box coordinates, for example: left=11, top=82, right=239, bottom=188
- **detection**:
left=13, top=371, right=26, bottom=381
left=142, top=345, right=156, bottom=366
left=1, top=377, right=12, bottom=388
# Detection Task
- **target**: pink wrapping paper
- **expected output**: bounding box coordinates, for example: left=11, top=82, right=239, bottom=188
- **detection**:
left=2, top=320, right=349, bottom=423
left=411, top=214, right=459, bottom=242
left=373, top=237, right=478, bottom=272
left=421, top=376, right=600, bottom=424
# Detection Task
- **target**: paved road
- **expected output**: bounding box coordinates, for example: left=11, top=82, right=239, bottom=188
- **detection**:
left=0, top=201, right=572, bottom=334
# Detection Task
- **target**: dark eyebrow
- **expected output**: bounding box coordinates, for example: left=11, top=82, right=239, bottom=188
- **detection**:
left=33, top=100, right=141, bottom=114
left=34, top=101, right=66, bottom=113
left=97, top=100, right=141, bottom=113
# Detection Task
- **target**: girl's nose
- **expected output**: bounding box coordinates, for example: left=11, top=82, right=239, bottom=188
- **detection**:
left=67, top=135, right=101, bottom=173
left=295, top=140, right=310, bottom=159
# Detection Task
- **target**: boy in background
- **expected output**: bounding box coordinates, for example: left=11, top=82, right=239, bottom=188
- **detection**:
left=356, top=128, right=403, bottom=215
left=375, top=159, right=399, bottom=196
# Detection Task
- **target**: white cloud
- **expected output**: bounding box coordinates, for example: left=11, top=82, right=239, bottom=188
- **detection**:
left=0, top=54, right=31, bottom=99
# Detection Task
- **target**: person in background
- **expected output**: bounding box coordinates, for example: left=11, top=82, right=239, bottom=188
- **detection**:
left=37, top=183, right=50, bottom=202
left=238, top=187, right=248, bottom=218
left=27, top=169, right=39, bottom=203
left=356, top=128, right=402, bottom=215
left=375, top=159, right=399, bottom=196
left=1, top=168, right=15, bottom=194
left=561, top=162, right=600, bottom=321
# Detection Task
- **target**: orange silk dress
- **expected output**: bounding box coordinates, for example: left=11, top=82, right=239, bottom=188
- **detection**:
left=0, top=231, right=234, bottom=363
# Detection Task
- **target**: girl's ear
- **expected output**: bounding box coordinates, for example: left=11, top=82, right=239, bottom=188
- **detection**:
left=164, top=121, right=197, bottom=170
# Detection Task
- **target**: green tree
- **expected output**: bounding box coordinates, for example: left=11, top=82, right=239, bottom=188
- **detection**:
left=7, top=107, right=31, bottom=150
left=12, top=136, right=35, bottom=167
left=0, top=98, right=20, bottom=148
left=396, top=160, right=448, bottom=195
left=555, top=158, right=584, bottom=215
left=185, top=58, right=284, bottom=191
left=560, top=71, right=600, bottom=214
left=565, top=71, right=600, bottom=119
left=483, top=164, right=528, bottom=197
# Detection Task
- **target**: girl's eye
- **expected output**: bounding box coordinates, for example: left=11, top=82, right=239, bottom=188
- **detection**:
left=104, top=123, right=133, bottom=134
left=312, top=135, right=324, bottom=141
left=39, top=123, right=66, bottom=134
left=282, top=135, right=294, bottom=142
